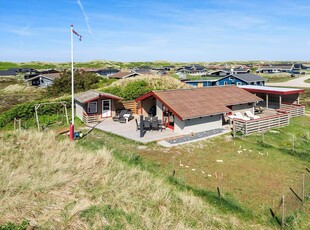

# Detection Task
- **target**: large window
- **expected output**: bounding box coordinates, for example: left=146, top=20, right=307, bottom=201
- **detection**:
left=87, top=101, right=97, bottom=114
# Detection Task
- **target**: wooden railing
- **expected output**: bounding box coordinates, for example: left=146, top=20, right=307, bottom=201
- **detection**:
left=233, top=111, right=290, bottom=136
left=82, top=113, right=99, bottom=124
left=120, top=100, right=140, bottom=114
left=278, top=103, right=305, bottom=118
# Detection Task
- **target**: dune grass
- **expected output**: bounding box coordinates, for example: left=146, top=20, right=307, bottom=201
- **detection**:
left=0, top=130, right=267, bottom=229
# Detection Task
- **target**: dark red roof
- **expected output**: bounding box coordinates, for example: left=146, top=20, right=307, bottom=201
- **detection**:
left=136, top=86, right=263, bottom=120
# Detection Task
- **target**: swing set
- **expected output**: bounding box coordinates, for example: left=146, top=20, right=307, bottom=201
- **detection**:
left=34, top=101, right=69, bottom=131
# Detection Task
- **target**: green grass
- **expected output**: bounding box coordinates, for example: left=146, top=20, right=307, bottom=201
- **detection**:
left=262, top=73, right=293, bottom=83
left=76, top=116, right=310, bottom=228
left=305, top=78, right=310, bottom=83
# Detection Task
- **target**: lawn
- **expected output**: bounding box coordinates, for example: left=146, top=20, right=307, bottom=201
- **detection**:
left=77, top=116, right=310, bottom=228
left=305, top=78, right=310, bottom=83
left=261, top=73, right=294, bottom=83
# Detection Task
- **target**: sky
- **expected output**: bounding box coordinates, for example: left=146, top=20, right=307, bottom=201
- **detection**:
left=0, top=0, right=310, bottom=62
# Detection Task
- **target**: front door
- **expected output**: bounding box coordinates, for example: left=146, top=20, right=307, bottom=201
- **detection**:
left=102, top=99, right=111, bottom=118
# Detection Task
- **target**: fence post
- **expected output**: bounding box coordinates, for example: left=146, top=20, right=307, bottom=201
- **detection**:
left=281, top=195, right=285, bottom=229
left=302, top=174, right=305, bottom=203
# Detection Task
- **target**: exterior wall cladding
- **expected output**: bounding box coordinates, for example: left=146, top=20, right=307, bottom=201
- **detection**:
left=186, top=78, right=265, bottom=87
left=174, top=114, right=222, bottom=134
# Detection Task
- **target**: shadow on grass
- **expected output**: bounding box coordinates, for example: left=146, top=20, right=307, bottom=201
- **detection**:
left=167, top=176, right=253, bottom=219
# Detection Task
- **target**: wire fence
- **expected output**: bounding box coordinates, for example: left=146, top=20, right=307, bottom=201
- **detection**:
left=174, top=149, right=309, bottom=229
left=267, top=169, right=309, bottom=229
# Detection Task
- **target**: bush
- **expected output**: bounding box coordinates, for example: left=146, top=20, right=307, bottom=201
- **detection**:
left=47, top=70, right=100, bottom=96
left=104, top=80, right=151, bottom=100
left=0, top=98, right=71, bottom=128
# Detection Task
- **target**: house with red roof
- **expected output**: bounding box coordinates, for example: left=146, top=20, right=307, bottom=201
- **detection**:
left=75, top=90, right=123, bottom=123
left=135, top=85, right=263, bottom=134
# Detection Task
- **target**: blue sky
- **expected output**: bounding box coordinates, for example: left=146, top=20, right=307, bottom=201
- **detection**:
left=0, top=0, right=310, bottom=62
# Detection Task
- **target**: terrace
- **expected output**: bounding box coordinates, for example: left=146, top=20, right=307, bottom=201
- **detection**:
left=233, top=104, right=305, bottom=136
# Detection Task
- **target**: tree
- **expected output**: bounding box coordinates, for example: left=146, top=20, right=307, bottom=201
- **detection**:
left=47, top=70, right=100, bottom=96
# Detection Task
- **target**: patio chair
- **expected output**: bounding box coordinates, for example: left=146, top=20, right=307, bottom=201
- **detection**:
left=143, top=120, right=151, bottom=130
left=234, top=112, right=250, bottom=121
left=112, top=109, right=127, bottom=122
left=135, top=119, right=140, bottom=131
left=119, top=111, right=134, bottom=123
left=151, top=120, right=160, bottom=131
left=244, top=111, right=260, bottom=119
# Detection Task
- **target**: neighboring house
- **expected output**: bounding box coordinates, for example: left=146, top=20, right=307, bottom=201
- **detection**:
left=217, top=73, right=266, bottom=86
left=208, top=68, right=250, bottom=76
left=133, top=68, right=153, bottom=75
left=256, top=65, right=293, bottom=73
left=208, top=70, right=229, bottom=76
left=0, top=68, right=38, bottom=76
left=135, top=86, right=262, bottom=134
left=0, top=68, right=19, bottom=76
left=80, top=68, right=120, bottom=77
left=109, top=72, right=140, bottom=79
left=176, top=65, right=207, bottom=76
left=24, top=69, right=59, bottom=80
left=185, top=79, right=219, bottom=87
left=240, top=85, right=304, bottom=109
left=75, top=90, right=123, bottom=123
left=25, top=73, right=61, bottom=87
left=184, top=73, right=266, bottom=88
left=96, top=69, right=120, bottom=77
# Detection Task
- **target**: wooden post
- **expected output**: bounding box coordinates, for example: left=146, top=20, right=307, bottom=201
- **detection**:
left=279, top=95, right=282, bottom=108
left=302, top=174, right=305, bottom=203
left=18, top=119, right=21, bottom=130
left=14, top=118, right=16, bottom=130
left=297, top=96, right=300, bottom=105
left=140, top=115, right=144, bottom=138
left=35, top=105, right=40, bottom=131
left=266, top=94, right=269, bottom=108
left=64, top=104, right=69, bottom=124
left=281, top=195, right=285, bottom=229
left=217, top=187, right=221, bottom=200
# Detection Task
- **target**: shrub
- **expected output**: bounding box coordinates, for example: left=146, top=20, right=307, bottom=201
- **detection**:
left=47, top=71, right=100, bottom=96
left=0, top=98, right=71, bottom=128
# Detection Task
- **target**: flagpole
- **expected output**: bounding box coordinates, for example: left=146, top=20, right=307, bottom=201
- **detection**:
left=70, top=25, right=75, bottom=141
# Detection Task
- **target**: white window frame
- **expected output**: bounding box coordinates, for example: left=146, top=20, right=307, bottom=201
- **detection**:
left=236, top=82, right=241, bottom=86
left=223, top=81, right=227, bottom=85
left=87, top=101, right=98, bottom=114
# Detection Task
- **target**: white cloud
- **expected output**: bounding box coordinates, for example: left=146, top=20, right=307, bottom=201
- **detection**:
left=77, top=0, right=92, bottom=35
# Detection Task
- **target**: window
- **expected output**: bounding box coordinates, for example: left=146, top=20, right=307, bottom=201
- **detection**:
left=229, top=77, right=234, bottom=80
left=224, top=81, right=227, bottom=85
left=87, top=101, right=97, bottom=114
left=236, top=82, right=241, bottom=86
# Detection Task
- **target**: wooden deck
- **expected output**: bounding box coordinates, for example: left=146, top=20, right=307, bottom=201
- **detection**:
left=233, top=104, right=305, bottom=136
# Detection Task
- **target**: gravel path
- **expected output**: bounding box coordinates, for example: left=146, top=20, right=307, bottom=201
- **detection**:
left=266, top=75, right=310, bottom=88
